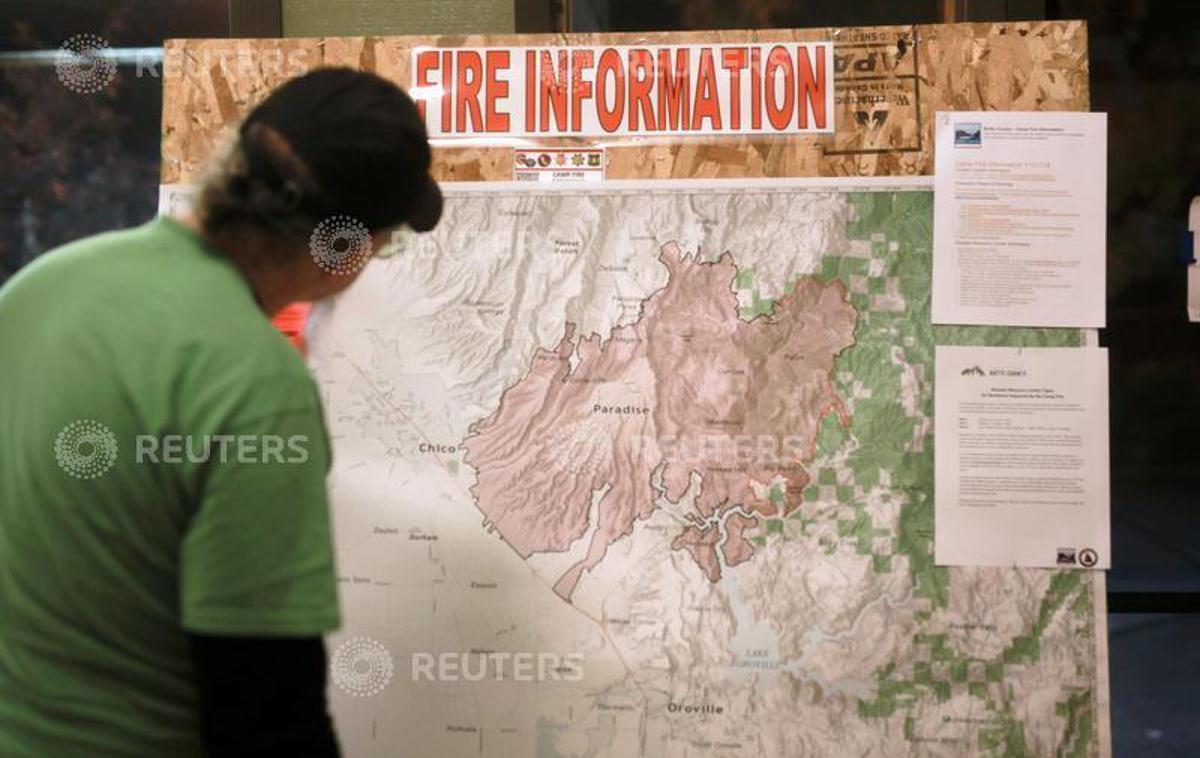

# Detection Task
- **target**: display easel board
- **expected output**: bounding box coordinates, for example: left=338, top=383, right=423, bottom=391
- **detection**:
left=159, top=21, right=1108, bottom=758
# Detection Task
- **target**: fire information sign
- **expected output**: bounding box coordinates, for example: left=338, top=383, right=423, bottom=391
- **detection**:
left=411, top=42, right=835, bottom=139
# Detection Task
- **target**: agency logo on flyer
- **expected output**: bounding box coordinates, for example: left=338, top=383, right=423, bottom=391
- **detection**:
left=954, top=122, right=982, bottom=147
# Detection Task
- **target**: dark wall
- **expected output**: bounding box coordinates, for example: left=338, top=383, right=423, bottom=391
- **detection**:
left=0, top=1, right=227, bottom=282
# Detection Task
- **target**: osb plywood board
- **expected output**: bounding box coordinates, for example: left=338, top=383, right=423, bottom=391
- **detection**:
left=160, top=21, right=1088, bottom=184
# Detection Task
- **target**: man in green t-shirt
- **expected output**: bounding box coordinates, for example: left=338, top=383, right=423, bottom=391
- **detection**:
left=0, top=68, right=441, bottom=756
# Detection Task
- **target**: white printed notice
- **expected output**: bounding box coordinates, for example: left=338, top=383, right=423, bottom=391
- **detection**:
left=935, top=346, right=1110, bottom=569
left=932, top=111, right=1107, bottom=327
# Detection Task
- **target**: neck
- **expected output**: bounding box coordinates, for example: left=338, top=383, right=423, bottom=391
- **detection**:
left=183, top=215, right=298, bottom=315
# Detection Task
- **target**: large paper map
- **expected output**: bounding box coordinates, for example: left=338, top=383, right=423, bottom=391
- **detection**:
left=307, top=179, right=1109, bottom=758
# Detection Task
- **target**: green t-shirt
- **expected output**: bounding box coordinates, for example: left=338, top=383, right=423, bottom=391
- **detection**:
left=0, top=217, right=341, bottom=756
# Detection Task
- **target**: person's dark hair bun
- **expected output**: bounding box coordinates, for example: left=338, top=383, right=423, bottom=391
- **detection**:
left=198, top=67, right=441, bottom=239
left=197, top=130, right=316, bottom=237
left=199, top=68, right=444, bottom=239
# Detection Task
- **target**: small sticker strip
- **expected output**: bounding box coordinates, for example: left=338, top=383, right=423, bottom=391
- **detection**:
left=513, top=148, right=605, bottom=184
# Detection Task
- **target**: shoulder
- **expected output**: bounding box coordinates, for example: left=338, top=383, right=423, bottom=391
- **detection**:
left=180, top=318, right=323, bottom=423
left=0, top=225, right=148, bottom=302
